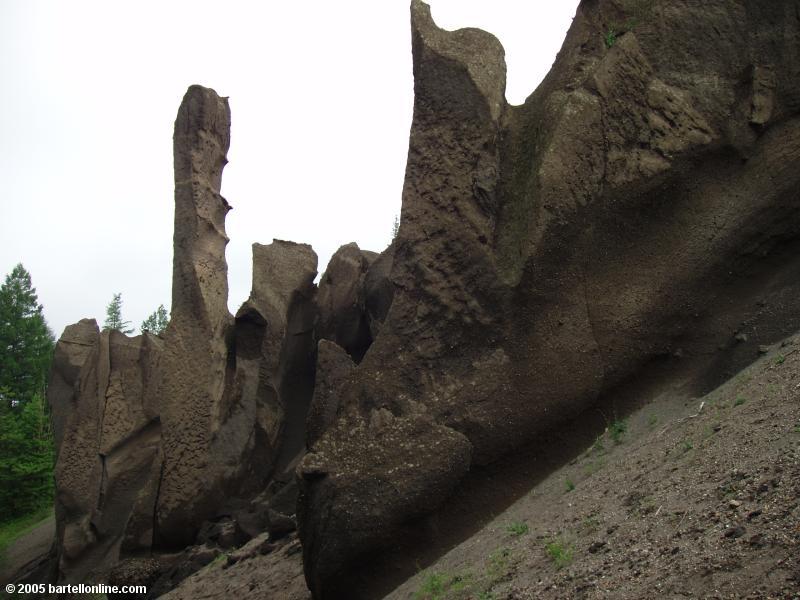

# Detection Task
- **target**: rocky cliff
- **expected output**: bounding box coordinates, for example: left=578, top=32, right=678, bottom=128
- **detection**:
left=46, top=1, right=800, bottom=598
left=297, top=0, right=800, bottom=597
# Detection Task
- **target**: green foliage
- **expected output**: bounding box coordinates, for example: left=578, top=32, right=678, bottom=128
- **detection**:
left=0, top=393, right=54, bottom=521
left=0, top=265, right=56, bottom=522
left=414, top=571, right=474, bottom=600
left=647, top=414, right=658, bottom=428
left=734, top=396, right=746, bottom=407
left=774, top=354, right=785, bottom=365
left=681, top=439, right=693, bottom=453
left=487, top=547, right=512, bottom=580
left=0, top=264, right=55, bottom=407
left=103, top=292, right=133, bottom=334
left=505, top=521, right=529, bottom=536
left=545, top=539, right=574, bottom=569
left=609, top=419, right=628, bottom=444
left=141, top=304, right=169, bottom=335
left=565, top=478, right=576, bottom=493
left=415, top=572, right=447, bottom=599
left=604, top=28, right=617, bottom=48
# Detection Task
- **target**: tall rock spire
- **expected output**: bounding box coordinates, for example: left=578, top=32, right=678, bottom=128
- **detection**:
left=155, top=85, right=237, bottom=545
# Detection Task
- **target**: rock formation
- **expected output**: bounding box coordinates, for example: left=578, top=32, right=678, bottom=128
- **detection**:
left=315, top=243, right=377, bottom=362
left=305, top=340, right=355, bottom=448
left=234, top=240, right=318, bottom=482
left=51, top=323, right=163, bottom=581
left=296, top=1, right=800, bottom=596
left=155, top=84, right=237, bottom=547
left=46, top=1, right=800, bottom=598
left=48, top=87, right=320, bottom=583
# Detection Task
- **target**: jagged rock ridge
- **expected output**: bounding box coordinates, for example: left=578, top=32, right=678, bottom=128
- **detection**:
left=45, top=2, right=800, bottom=599
left=296, top=0, right=800, bottom=597
left=47, top=86, right=389, bottom=585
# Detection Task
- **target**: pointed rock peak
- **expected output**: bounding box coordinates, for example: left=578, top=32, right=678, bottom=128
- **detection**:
left=410, top=0, right=507, bottom=120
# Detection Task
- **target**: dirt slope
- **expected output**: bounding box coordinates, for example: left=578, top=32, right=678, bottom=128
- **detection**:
left=386, top=338, right=800, bottom=600
left=0, top=513, right=54, bottom=586
left=158, top=336, right=799, bottom=599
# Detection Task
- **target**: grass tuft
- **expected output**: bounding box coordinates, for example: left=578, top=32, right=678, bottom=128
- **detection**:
left=609, top=419, right=628, bottom=444
left=544, top=538, right=574, bottom=569
left=506, top=521, right=529, bottom=536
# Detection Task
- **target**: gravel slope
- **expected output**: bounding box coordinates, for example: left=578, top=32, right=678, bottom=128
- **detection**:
left=386, top=339, right=800, bottom=600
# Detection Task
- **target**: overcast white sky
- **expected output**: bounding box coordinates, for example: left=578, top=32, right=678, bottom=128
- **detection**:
left=0, top=0, right=579, bottom=338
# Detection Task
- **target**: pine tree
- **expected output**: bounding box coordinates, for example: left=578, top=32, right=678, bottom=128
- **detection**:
left=0, top=264, right=55, bottom=408
left=0, top=264, right=55, bottom=521
left=141, top=304, right=169, bottom=335
left=0, top=393, right=54, bottom=520
left=103, top=292, right=134, bottom=334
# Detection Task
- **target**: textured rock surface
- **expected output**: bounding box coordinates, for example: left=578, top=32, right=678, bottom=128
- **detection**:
left=234, top=239, right=318, bottom=482
left=363, top=243, right=395, bottom=340
left=315, top=243, right=377, bottom=362
left=154, top=85, right=236, bottom=546
left=305, top=340, right=354, bottom=448
left=48, top=86, right=325, bottom=584
left=297, top=0, right=800, bottom=596
left=52, top=328, right=162, bottom=582
left=48, top=319, right=101, bottom=451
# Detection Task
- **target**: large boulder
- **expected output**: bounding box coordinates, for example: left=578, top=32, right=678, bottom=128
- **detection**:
left=297, top=0, right=800, bottom=596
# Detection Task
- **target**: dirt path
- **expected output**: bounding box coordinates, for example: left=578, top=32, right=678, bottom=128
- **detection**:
left=0, top=513, right=55, bottom=585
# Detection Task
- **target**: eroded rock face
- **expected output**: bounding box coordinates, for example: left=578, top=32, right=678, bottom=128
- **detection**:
left=234, top=240, right=318, bottom=483
left=315, top=243, right=377, bottom=362
left=49, top=86, right=329, bottom=583
left=154, top=85, right=237, bottom=546
left=364, top=242, right=395, bottom=340
left=297, top=1, right=800, bottom=596
left=305, top=340, right=354, bottom=448
left=52, top=328, right=162, bottom=582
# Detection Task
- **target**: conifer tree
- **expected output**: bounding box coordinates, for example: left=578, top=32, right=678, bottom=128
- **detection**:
left=0, top=264, right=55, bottom=521
left=103, top=292, right=134, bottom=334
left=0, top=264, right=55, bottom=407
left=141, top=304, right=169, bottom=335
